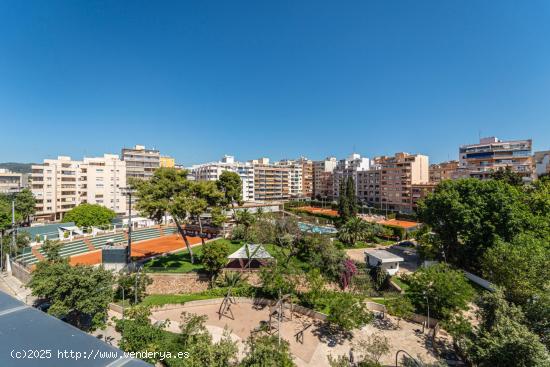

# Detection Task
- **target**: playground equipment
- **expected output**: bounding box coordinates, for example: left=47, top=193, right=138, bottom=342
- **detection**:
left=217, top=289, right=236, bottom=320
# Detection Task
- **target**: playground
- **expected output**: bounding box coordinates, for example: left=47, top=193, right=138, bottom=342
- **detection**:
left=150, top=297, right=442, bottom=366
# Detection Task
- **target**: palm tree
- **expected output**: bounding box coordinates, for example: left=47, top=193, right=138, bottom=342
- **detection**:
left=338, top=217, right=378, bottom=246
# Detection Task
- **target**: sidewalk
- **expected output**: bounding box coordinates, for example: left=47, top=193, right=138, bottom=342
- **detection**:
left=0, top=272, right=32, bottom=303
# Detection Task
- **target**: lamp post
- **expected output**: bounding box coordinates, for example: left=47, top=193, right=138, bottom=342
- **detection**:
left=395, top=349, right=422, bottom=367
left=423, top=290, right=430, bottom=332
left=120, top=187, right=136, bottom=266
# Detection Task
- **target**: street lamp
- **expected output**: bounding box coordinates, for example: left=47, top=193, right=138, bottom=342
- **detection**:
left=423, top=290, right=430, bottom=333
left=9, top=187, right=22, bottom=259
left=120, top=187, right=136, bottom=265
left=395, top=349, right=422, bottom=367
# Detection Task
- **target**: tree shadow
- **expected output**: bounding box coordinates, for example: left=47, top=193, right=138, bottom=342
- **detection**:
left=311, top=321, right=353, bottom=347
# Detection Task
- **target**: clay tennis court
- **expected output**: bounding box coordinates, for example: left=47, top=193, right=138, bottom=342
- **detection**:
left=296, top=206, right=339, bottom=217
left=69, top=234, right=203, bottom=266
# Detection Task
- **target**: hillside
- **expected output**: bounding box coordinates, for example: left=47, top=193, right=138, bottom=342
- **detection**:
left=0, top=162, right=34, bottom=174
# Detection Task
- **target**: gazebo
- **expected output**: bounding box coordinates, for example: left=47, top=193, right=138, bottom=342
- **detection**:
left=226, top=244, right=274, bottom=269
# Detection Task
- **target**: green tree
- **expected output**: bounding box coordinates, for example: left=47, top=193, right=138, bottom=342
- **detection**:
left=386, top=294, right=414, bottom=327
left=346, top=176, right=358, bottom=218
left=217, top=171, right=243, bottom=215
left=417, top=178, right=532, bottom=269
left=298, top=234, right=346, bottom=281
left=327, top=292, right=373, bottom=332
left=338, top=217, right=381, bottom=246
left=466, top=290, right=550, bottom=367
left=41, top=239, right=63, bottom=262
left=240, top=334, right=295, bottom=367
left=259, top=262, right=297, bottom=298
left=523, top=289, right=550, bottom=350
left=201, top=240, right=230, bottom=282
left=14, top=188, right=36, bottom=224
left=490, top=166, right=524, bottom=186
left=28, top=261, right=114, bottom=330
left=116, top=270, right=153, bottom=305
left=62, top=203, right=116, bottom=228
left=482, top=234, right=549, bottom=305
left=115, top=305, right=168, bottom=364
left=337, top=176, right=358, bottom=222
left=132, top=168, right=224, bottom=263
left=406, top=263, right=474, bottom=320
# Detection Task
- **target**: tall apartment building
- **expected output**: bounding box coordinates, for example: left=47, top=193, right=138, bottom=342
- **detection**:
left=459, top=137, right=533, bottom=180
left=298, top=158, right=314, bottom=198
left=191, top=155, right=255, bottom=201
left=534, top=151, right=550, bottom=178
left=0, top=169, right=24, bottom=193
left=159, top=156, right=175, bottom=168
left=429, top=160, right=459, bottom=183
left=31, top=155, right=126, bottom=222
left=121, top=145, right=160, bottom=180
left=251, top=158, right=290, bottom=201
left=378, top=153, right=429, bottom=213
left=357, top=169, right=381, bottom=207
left=332, top=154, right=370, bottom=198
left=313, top=157, right=337, bottom=199
left=276, top=159, right=305, bottom=198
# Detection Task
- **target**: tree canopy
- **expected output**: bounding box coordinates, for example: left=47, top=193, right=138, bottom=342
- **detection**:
left=28, top=260, right=114, bottom=331
left=338, top=176, right=357, bottom=222
left=62, top=203, right=116, bottom=228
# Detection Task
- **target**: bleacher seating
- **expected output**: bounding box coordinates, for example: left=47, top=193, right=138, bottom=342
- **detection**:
left=14, top=226, right=178, bottom=267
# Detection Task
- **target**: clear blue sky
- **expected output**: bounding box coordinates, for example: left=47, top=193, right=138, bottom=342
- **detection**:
left=1, top=1, right=549, bottom=165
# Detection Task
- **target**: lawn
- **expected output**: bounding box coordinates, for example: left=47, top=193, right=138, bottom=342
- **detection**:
left=142, top=293, right=221, bottom=307
left=142, top=239, right=302, bottom=273
left=391, top=276, right=410, bottom=292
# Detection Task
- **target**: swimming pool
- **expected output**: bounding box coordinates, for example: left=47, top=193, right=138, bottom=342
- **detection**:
left=298, top=222, right=337, bottom=234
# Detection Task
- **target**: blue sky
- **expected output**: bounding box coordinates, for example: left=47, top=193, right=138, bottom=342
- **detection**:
left=1, top=0, right=549, bottom=165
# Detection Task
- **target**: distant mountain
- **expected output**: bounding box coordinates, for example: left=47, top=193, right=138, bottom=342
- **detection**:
left=0, top=162, right=34, bottom=174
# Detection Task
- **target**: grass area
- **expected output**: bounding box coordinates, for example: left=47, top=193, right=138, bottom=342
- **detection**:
left=391, top=276, right=410, bottom=292
left=142, top=293, right=221, bottom=307
left=142, top=239, right=304, bottom=273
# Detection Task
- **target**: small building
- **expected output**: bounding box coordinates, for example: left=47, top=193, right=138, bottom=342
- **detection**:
left=365, top=249, right=404, bottom=276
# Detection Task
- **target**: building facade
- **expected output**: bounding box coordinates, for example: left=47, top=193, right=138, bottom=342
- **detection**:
left=252, top=158, right=290, bottom=201
left=159, top=156, right=175, bottom=168
left=298, top=158, right=314, bottom=198
left=191, top=155, right=255, bottom=202
left=121, top=145, right=160, bottom=180
left=312, top=157, right=337, bottom=199
left=459, top=137, right=533, bottom=180
left=332, top=154, right=370, bottom=199
left=378, top=153, right=429, bottom=213
left=31, top=155, right=127, bottom=222
left=0, top=169, right=24, bottom=193
left=429, top=160, right=460, bottom=183
left=534, top=151, right=550, bottom=178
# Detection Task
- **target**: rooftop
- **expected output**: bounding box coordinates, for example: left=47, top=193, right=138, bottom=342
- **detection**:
left=364, top=249, right=404, bottom=263
left=0, top=291, right=150, bottom=367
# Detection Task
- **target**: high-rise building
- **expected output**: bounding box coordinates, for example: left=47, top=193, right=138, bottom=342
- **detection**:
left=429, top=160, right=460, bottom=183
left=379, top=152, right=429, bottom=213
left=298, top=158, right=314, bottom=198
left=534, top=151, right=550, bottom=178
left=121, top=145, right=160, bottom=180
left=159, top=156, right=175, bottom=168
left=459, top=137, right=533, bottom=180
left=31, top=155, right=126, bottom=222
left=332, top=154, right=370, bottom=198
left=313, top=157, right=337, bottom=199
left=252, top=158, right=290, bottom=201
left=0, top=169, right=24, bottom=193
left=191, top=155, right=255, bottom=201
left=276, top=159, right=306, bottom=198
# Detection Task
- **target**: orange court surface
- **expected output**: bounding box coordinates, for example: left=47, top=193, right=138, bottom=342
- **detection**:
left=69, top=234, right=202, bottom=266
left=295, top=206, right=339, bottom=217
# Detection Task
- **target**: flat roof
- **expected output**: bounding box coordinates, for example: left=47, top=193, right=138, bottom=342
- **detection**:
left=365, top=249, right=404, bottom=263
left=0, top=291, right=150, bottom=367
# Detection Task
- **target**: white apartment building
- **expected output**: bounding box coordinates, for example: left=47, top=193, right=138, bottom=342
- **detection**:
left=313, top=157, right=338, bottom=199
left=534, top=151, right=550, bottom=178
left=332, top=153, right=371, bottom=198
left=276, top=160, right=304, bottom=198
left=191, top=155, right=255, bottom=201
left=0, top=169, right=24, bottom=193
left=31, top=155, right=127, bottom=222
left=459, top=137, right=533, bottom=180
